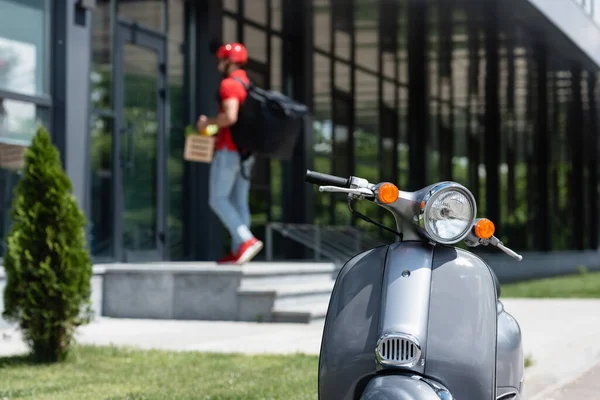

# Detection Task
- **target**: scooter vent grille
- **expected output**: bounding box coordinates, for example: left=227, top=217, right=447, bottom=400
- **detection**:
left=376, top=333, right=422, bottom=367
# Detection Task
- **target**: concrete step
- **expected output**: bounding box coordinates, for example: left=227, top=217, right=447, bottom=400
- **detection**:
left=240, top=262, right=338, bottom=286
left=236, top=264, right=337, bottom=323
left=239, top=280, right=335, bottom=296
left=240, top=281, right=334, bottom=307
left=271, top=301, right=330, bottom=323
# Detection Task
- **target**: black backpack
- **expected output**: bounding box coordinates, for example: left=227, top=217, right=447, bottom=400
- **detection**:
left=229, top=78, right=309, bottom=160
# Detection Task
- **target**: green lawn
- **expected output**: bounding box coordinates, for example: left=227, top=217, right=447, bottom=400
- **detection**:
left=0, top=346, right=318, bottom=400
left=502, top=270, right=600, bottom=298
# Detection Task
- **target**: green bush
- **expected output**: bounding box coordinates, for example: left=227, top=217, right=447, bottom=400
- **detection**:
left=2, top=126, right=93, bottom=363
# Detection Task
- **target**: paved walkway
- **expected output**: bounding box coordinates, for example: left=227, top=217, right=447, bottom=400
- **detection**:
left=2, top=298, right=600, bottom=399
left=539, top=361, right=600, bottom=400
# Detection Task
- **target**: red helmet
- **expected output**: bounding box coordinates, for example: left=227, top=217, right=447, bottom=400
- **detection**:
left=216, top=43, right=248, bottom=65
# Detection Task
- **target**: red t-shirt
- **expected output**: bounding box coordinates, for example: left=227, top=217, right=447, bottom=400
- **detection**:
left=216, top=69, right=249, bottom=151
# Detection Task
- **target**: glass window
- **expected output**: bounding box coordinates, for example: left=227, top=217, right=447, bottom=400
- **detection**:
left=223, top=16, right=237, bottom=44
left=224, top=0, right=237, bottom=12
left=243, top=25, right=267, bottom=63
left=89, top=113, right=114, bottom=258
left=270, top=35, right=281, bottom=91
left=0, top=97, right=49, bottom=257
left=167, top=0, right=185, bottom=260
left=314, top=0, right=331, bottom=51
left=117, top=0, right=165, bottom=32
left=0, top=97, right=48, bottom=142
left=271, top=0, right=282, bottom=32
left=91, top=0, right=112, bottom=110
left=0, top=0, right=49, bottom=96
left=245, top=0, right=267, bottom=25
left=355, top=0, right=378, bottom=70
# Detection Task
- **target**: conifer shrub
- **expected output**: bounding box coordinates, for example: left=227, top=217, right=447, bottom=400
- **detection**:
left=2, top=125, right=92, bottom=363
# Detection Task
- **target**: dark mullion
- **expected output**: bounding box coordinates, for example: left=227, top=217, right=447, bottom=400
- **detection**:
left=506, top=37, right=516, bottom=216
left=266, top=0, right=273, bottom=224
left=407, top=0, right=428, bottom=191
left=394, top=3, right=400, bottom=190
left=534, top=41, right=551, bottom=251
left=329, top=1, right=336, bottom=225
left=589, top=75, right=599, bottom=249
left=223, top=9, right=283, bottom=35
left=483, top=0, right=501, bottom=228
left=349, top=0, right=356, bottom=227
left=0, top=90, right=52, bottom=108
left=376, top=0, right=384, bottom=235
left=466, top=3, right=480, bottom=201
left=314, top=47, right=409, bottom=88
left=569, top=65, right=585, bottom=250
left=237, top=0, right=244, bottom=42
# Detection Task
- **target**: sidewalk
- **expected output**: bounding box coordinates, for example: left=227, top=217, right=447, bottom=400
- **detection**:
left=1, top=298, right=600, bottom=398
left=539, top=361, right=600, bottom=400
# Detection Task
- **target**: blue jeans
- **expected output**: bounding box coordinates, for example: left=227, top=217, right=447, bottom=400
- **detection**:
left=209, top=150, right=255, bottom=253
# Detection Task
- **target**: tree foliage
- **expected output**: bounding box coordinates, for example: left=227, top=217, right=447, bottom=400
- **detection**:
left=2, top=126, right=92, bottom=363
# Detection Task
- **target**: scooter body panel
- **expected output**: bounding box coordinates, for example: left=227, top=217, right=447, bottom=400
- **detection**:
left=424, top=246, right=498, bottom=400
left=378, top=242, right=435, bottom=375
left=318, top=245, right=389, bottom=400
left=496, top=303, right=524, bottom=393
left=319, top=242, right=507, bottom=400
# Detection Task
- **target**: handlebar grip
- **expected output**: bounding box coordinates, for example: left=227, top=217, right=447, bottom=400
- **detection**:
left=305, top=170, right=350, bottom=188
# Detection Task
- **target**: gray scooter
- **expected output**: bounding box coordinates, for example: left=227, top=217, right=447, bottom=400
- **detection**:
left=305, top=170, right=524, bottom=400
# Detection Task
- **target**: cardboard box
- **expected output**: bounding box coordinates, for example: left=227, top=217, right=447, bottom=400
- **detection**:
left=0, top=142, right=26, bottom=170
left=183, top=134, right=215, bottom=163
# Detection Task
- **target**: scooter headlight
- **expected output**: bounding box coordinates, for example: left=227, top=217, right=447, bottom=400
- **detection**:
left=417, top=182, right=477, bottom=245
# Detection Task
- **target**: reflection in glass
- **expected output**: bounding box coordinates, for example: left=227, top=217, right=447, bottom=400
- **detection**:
left=245, top=0, right=266, bottom=24
left=272, top=0, right=282, bottom=31
left=334, top=62, right=350, bottom=92
left=313, top=53, right=332, bottom=225
left=122, top=43, right=159, bottom=256
left=0, top=99, right=49, bottom=257
left=168, top=0, right=185, bottom=260
left=355, top=0, right=378, bottom=70
left=270, top=35, right=282, bottom=92
left=90, top=114, right=114, bottom=258
left=91, top=0, right=112, bottom=110
left=223, top=16, right=237, bottom=44
left=224, top=0, right=237, bottom=12
left=243, top=25, right=267, bottom=63
left=314, top=0, right=331, bottom=51
left=0, top=0, right=48, bottom=96
left=118, top=0, right=165, bottom=31
left=0, top=97, right=47, bottom=143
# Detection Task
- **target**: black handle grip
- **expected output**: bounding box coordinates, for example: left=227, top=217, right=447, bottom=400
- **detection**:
left=305, top=170, right=350, bottom=188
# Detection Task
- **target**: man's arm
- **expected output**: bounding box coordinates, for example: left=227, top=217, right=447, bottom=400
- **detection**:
left=207, top=98, right=239, bottom=127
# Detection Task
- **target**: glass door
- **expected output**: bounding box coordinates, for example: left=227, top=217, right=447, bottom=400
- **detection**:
left=114, top=21, right=167, bottom=262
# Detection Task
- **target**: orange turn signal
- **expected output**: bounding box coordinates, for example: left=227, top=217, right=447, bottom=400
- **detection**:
left=378, top=183, right=399, bottom=204
left=475, top=218, right=495, bottom=239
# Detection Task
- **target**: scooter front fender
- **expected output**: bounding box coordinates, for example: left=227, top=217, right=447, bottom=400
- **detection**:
left=360, top=375, right=452, bottom=400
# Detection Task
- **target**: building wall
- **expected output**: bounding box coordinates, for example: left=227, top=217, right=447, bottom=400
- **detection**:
left=307, top=0, right=600, bottom=254
left=0, top=0, right=51, bottom=256
left=0, top=0, right=598, bottom=264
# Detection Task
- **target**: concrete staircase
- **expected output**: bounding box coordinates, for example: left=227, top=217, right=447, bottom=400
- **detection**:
left=237, top=262, right=339, bottom=323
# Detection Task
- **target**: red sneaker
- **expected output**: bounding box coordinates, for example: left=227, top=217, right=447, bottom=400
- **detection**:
left=217, top=253, right=237, bottom=264
left=233, top=238, right=264, bottom=265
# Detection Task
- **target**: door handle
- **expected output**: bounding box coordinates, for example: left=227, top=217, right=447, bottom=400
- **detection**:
left=120, top=121, right=134, bottom=171
left=127, top=122, right=134, bottom=171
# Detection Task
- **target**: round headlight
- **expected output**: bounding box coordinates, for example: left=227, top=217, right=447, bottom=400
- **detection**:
left=417, top=183, right=477, bottom=244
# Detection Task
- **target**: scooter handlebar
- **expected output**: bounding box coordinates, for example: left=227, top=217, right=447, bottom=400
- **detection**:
left=305, top=170, right=350, bottom=188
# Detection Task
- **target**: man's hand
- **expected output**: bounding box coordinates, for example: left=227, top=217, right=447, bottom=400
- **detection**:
left=196, top=115, right=209, bottom=132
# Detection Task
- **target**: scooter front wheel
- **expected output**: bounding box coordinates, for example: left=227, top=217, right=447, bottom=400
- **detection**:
left=360, top=375, right=453, bottom=400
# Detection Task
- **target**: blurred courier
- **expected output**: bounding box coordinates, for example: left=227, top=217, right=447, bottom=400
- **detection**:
left=196, top=43, right=263, bottom=265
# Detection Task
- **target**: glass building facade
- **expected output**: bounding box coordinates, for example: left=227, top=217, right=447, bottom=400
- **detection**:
left=0, top=0, right=598, bottom=263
